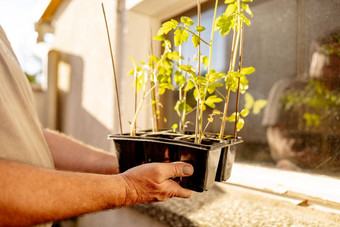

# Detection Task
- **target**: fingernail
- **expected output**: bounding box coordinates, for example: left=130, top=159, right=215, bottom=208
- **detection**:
left=183, top=165, right=193, bottom=175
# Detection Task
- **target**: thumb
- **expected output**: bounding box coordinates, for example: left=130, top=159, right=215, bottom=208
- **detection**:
left=160, top=162, right=194, bottom=180
left=166, top=179, right=195, bottom=198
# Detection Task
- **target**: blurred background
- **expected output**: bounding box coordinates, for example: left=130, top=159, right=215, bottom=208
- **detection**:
left=0, top=0, right=46, bottom=82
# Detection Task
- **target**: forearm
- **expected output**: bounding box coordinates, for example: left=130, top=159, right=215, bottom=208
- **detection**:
left=0, top=158, right=126, bottom=226
left=43, top=129, right=119, bottom=174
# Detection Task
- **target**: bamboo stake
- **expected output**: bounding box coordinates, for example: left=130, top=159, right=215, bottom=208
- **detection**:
left=207, top=0, right=219, bottom=72
left=219, top=88, right=230, bottom=139
left=180, top=59, right=191, bottom=134
left=131, top=81, right=147, bottom=136
left=150, top=80, right=158, bottom=132
left=198, top=0, right=219, bottom=143
left=134, top=64, right=137, bottom=135
left=219, top=23, right=238, bottom=140
left=180, top=88, right=188, bottom=134
left=150, top=29, right=159, bottom=132
left=178, top=45, right=183, bottom=132
left=195, top=0, right=202, bottom=143
left=234, top=22, right=244, bottom=139
left=102, top=2, right=123, bottom=135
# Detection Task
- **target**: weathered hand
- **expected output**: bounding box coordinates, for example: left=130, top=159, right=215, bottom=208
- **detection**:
left=120, top=162, right=194, bottom=205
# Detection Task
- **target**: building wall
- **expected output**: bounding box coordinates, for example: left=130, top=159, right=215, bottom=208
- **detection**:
left=47, top=0, right=122, bottom=151
left=45, top=0, right=166, bottom=151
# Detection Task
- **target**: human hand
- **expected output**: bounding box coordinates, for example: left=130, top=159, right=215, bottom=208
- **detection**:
left=120, top=162, right=194, bottom=205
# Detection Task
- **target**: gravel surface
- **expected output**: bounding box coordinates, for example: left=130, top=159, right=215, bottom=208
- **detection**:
left=134, top=184, right=340, bottom=227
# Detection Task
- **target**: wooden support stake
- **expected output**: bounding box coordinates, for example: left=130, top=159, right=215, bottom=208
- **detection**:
left=102, top=2, right=123, bottom=135
left=234, top=22, right=244, bottom=139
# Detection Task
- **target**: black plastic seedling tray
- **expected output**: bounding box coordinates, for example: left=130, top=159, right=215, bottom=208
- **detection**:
left=108, top=132, right=242, bottom=192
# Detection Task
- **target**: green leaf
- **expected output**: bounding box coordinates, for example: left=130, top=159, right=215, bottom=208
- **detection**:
left=136, top=76, right=145, bottom=93
left=128, top=69, right=134, bottom=75
left=253, top=100, right=267, bottom=114
left=192, top=35, right=200, bottom=48
left=205, top=95, right=223, bottom=108
left=185, top=80, right=195, bottom=91
left=207, top=84, right=216, bottom=94
left=215, top=82, right=224, bottom=87
left=149, top=55, right=159, bottom=65
left=225, top=3, right=237, bottom=16
left=240, top=109, right=249, bottom=117
left=240, top=75, right=249, bottom=93
left=129, top=56, right=137, bottom=66
left=242, top=3, right=254, bottom=17
left=303, top=113, right=320, bottom=127
left=174, top=29, right=189, bottom=46
left=171, top=123, right=178, bottom=132
left=174, top=71, right=185, bottom=86
left=226, top=75, right=238, bottom=92
left=153, top=35, right=166, bottom=41
left=193, top=88, right=199, bottom=101
left=202, top=56, right=209, bottom=70
left=181, top=16, right=194, bottom=26
left=174, top=100, right=182, bottom=115
left=157, top=74, right=165, bottom=83
left=240, top=67, right=255, bottom=75
left=209, top=71, right=225, bottom=82
left=162, top=40, right=172, bottom=51
left=244, top=92, right=254, bottom=110
left=228, top=71, right=242, bottom=78
left=216, top=14, right=233, bottom=36
left=185, top=104, right=193, bottom=113
left=195, top=26, right=206, bottom=32
left=213, top=109, right=222, bottom=115
left=157, top=19, right=178, bottom=36
left=207, top=82, right=223, bottom=94
left=179, top=65, right=195, bottom=76
left=227, top=112, right=238, bottom=122
left=236, top=118, right=245, bottom=131
left=225, top=0, right=236, bottom=3
left=167, top=51, right=180, bottom=61
left=196, top=76, right=207, bottom=84
left=159, top=88, right=166, bottom=95
left=240, top=14, right=251, bottom=26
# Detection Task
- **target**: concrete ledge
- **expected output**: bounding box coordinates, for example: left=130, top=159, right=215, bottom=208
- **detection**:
left=133, top=183, right=340, bottom=226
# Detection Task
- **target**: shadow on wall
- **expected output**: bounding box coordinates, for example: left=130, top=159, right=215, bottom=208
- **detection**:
left=48, top=51, right=112, bottom=151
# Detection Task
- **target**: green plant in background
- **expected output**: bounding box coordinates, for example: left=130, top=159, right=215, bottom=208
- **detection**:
left=282, top=80, right=340, bottom=129
left=319, top=31, right=340, bottom=58
left=244, top=92, right=268, bottom=115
